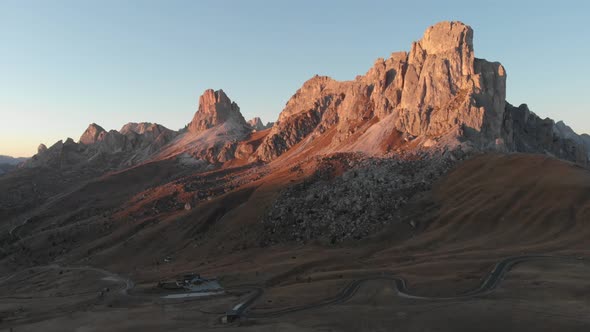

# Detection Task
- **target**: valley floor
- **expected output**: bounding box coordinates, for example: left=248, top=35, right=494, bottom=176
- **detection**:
left=2, top=153, right=590, bottom=331
left=1, top=253, right=589, bottom=331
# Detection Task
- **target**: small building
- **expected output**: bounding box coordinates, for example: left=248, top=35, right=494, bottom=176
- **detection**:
left=178, top=273, right=209, bottom=287
left=158, top=272, right=218, bottom=291
left=181, top=273, right=201, bottom=283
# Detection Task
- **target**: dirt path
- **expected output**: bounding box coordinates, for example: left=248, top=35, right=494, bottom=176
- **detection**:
left=0, top=264, right=134, bottom=295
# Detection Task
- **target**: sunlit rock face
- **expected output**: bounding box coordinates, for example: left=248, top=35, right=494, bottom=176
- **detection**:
left=188, top=89, right=247, bottom=134
left=79, top=123, right=107, bottom=145
left=26, top=121, right=179, bottom=169
left=255, top=21, right=508, bottom=161
left=23, top=21, right=590, bottom=169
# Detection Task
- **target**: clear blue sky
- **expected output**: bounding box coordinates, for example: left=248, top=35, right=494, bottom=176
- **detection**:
left=1, top=0, right=589, bottom=157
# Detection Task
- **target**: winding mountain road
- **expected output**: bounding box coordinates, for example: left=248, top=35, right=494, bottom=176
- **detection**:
left=0, top=255, right=584, bottom=320
left=231, top=255, right=585, bottom=319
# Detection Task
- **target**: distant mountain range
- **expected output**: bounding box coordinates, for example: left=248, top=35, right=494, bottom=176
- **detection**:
left=0, top=155, right=28, bottom=175
left=0, top=155, right=27, bottom=165
left=18, top=21, right=589, bottom=176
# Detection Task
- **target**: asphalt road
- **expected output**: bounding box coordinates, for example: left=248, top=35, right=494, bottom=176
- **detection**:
left=0, top=255, right=583, bottom=320
left=235, top=255, right=584, bottom=319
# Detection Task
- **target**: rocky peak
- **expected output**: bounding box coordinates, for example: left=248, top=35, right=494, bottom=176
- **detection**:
left=37, top=144, right=48, bottom=154
left=79, top=123, right=107, bottom=145
left=504, top=103, right=588, bottom=163
left=64, top=137, right=77, bottom=146
left=28, top=119, right=180, bottom=170
left=256, top=21, right=506, bottom=162
left=397, top=20, right=503, bottom=141
left=555, top=121, right=579, bottom=140
left=188, top=89, right=247, bottom=133
left=419, top=21, right=474, bottom=58
left=119, top=122, right=175, bottom=141
left=248, top=117, right=268, bottom=131
left=120, top=122, right=153, bottom=135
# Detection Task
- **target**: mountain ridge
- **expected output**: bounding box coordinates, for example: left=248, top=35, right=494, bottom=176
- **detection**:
left=20, top=21, right=590, bottom=173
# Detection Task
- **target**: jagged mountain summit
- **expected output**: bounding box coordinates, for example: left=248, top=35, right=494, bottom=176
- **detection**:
left=187, top=89, right=247, bottom=133
left=255, top=21, right=587, bottom=164
left=154, top=89, right=254, bottom=164
left=79, top=123, right=107, bottom=145
left=248, top=117, right=264, bottom=131
left=554, top=120, right=590, bottom=155
left=24, top=89, right=257, bottom=170
left=26, top=121, right=178, bottom=170
left=247, top=117, right=273, bottom=131
left=20, top=21, right=589, bottom=174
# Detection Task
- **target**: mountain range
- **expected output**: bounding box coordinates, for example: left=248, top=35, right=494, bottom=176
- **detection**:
left=0, top=155, right=27, bottom=176
left=14, top=22, right=587, bottom=178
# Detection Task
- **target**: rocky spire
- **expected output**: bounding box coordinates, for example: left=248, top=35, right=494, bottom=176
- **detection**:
left=79, top=123, right=107, bottom=145
left=187, top=89, right=247, bottom=133
left=397, top=21, right=506, bottom=142
left=247, top=117, right=268, bottom=131
left=37, top=143, right=48, bottom=154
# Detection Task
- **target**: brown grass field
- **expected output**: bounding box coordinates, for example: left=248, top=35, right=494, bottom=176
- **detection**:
left=1, top=153, right=589, bottom=331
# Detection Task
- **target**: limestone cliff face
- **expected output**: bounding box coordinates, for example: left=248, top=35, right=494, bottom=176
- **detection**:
left=256, top=21, right=508, bottom=161
left=504, top=103, right=588, bottom=162
left=396, top=22, right=506, bottom=143
left=256, top=76, right=349, bottom=160
left=79, top=123, right=107, bottom=145
left=148, top=89, right=254, bottom=164
left=24, top=21, right=590, bottom=170
left=188, top=89, right=247, bottom=133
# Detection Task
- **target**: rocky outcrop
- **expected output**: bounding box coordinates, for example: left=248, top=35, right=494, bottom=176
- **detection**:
left=188, top=89, right=247, bottom=133
left=554, top=120, right=590, bottom=158
left=21, top=21, right=590, bottom=171
left=37, top=144, right=48, bottom=154
left=118, top=122, right=177, bottom=154
left=148, top=89, right=254, bottom=164
left=504, top=103, right=587, bottom=162
left=26, top=88, right=256, bottom=170
left=26, top=138, right=86, bottom=168
left=27, top=121, right=179, bottom=170
left=256, top=21, right=507, bottom=161
left=120, top=122, right=172, bottom=136
left=395, top=22, right=506, bottom=143
left=247, top=117, right=271, bottom=131
left=79, top=123, right=107, bottom=145
left=234, top=141, right=256, bottom=160
left=255, top=21, right=587, bottom=164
